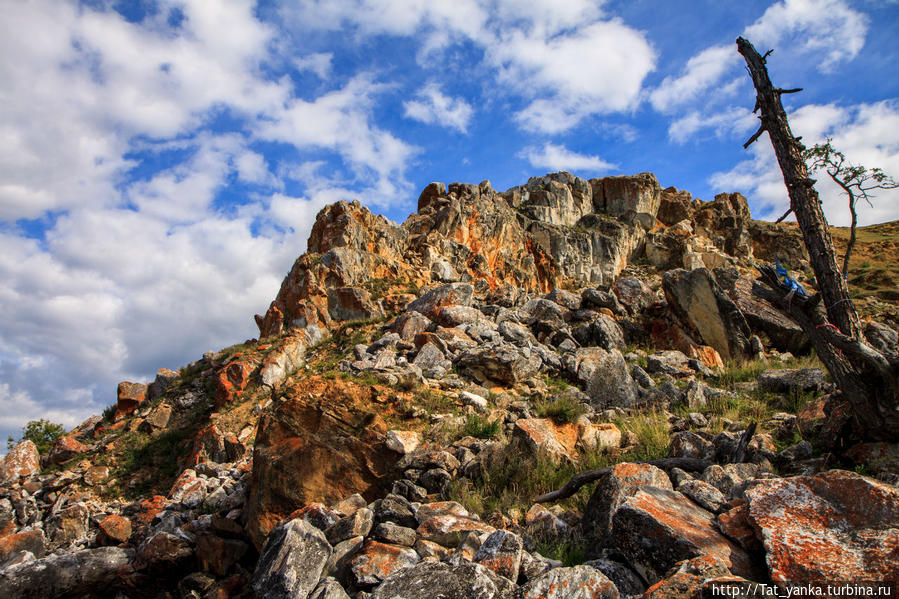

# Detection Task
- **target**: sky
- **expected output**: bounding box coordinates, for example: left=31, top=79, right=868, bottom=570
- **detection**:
left=1, top=0, right=898, bottom=449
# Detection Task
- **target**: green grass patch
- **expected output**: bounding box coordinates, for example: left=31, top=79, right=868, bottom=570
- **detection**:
left=615, top=409, right=669, bottom=462
left=533, top=538, right=589, bottom=566
left=462, top=415, right=501, bottom=439
left=534, top=395, right=587, bottom=425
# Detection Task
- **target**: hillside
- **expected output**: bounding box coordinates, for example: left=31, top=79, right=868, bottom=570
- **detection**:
left=1, top=172, right=897, bottom=598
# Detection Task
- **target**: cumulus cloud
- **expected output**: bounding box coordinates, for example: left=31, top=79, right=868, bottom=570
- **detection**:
left=668, top=106, right=757, bottom=144
left=744, top=0, right=868, bottom=71
left=403, top=84, right=474, bottom=133
left=650, top=0, right=869, bottom=142
left=709, top=101, right=899, bottom=225
left=650, top=46, right=739, bottom=113
left=521, top=143, right=616, bottom=174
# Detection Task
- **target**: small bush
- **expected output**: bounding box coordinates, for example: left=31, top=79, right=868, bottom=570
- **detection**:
left=534, top=395, right=587, bottom=424
left=616, top=409, right=669, bottom=462
left=463, top=415, right=501, bottom=439
left=102, top=404, right=118, bottom=423
left=7, top=419, right=66, bottom=454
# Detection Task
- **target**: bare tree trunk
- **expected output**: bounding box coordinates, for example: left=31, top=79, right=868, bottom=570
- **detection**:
left=737, top=37, right=899, bottom=442
left=842, top=189, right=857, bottom=278
left=736, top=37, right=860, bottom=338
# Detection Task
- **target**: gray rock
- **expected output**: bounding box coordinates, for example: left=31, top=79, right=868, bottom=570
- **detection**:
left=646, top=350, right=692, bottom=376
left=581, top=288, right=625, bottom=315
left=372, top=522, right=417, bottom=547
left=369, top=561, right=515, bottom=599
left=583, top=558, right=645, bottom=597
left=662, top=268, right=752, bottom=361
left=582, top=462, right=673, bottom=543
left=474, top=529, right=523, bottom=582
left=520, top=565, right=620, bottom=599
left=498, top=321, right=536, bottom=346
left=677, top=479, right=727, bottom=513
left=668, top=431, right=715, bottom=461
left=407, top=283, right=475, bottom=320
left=455, top=342, right=542, bottom=385
left=310, top=577, right=351, bottom=599
left=0, top=547, right=132, bottom=599
left=631, top=365, right=654, bottom=389
left=575, top=348, right=638, bottom=410
left=572, top=314, right=626, bottom=351
left=612, top=277, right=655, bottom=315
left=758, top=368, right=827, bottom=394
left=252, top=518, right=333, bottom=599
left=327, top=508, right=374, bottom=545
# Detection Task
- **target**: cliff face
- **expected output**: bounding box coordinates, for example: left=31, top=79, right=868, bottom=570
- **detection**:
left=255, top=172, right=756, bottom=346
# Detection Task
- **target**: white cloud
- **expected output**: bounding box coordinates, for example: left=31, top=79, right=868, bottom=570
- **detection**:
left=294, top=52, right=333, bottom=79
left=744, top=0, right=868, bottom=72
left=521, top=143, right=616, bottom=174
left=668, top=106, right=757, bottom=144
left=709, top=101, right=899, bottom=225
left=403, top=84, right=474, bottom=133
left=494, top=20, right=656, bottom=133
left=280, top=0, right=655, bottom=134
left=650, top=46, right=738, bottom=112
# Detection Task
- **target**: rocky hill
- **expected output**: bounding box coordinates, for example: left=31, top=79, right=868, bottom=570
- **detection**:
left=1, top=171, right=898, bottom=598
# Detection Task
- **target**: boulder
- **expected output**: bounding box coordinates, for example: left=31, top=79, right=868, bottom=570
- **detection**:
left=574, top=348, right=638, bottom=410
left=329, top=286, right=383, bottom=321
left=348, top=539, right=420, bottom=587
left=416, top=515, right=494, bottom=546
left=612, top=276, right=655, bottom=315
left=369, top=561, right=516, bottom=599
left=611, top=486, right=754, bottom=583
left=97, top=515, right=132, bottom=545
left=0, top=441, right=40, bottom=483
left=512, top=418, right=579, bottom=464
left=385, top=430, right=422, bottom=455
left=0, top=547, right=132, bottom=599
left=662, top=268, right=752, bottom=361
left=657, top=187, right=695, bottom=226
left=455, top=342, right=542, bottom=385
left=474, top=529, right=523, bottom=582
left=116, top=381, right=147, bottom=418
left=46, top=435, right=89, bottom=465
left=195, top=532, right=248, bottom=576
left=725, top=276, right=809, bottom=354
left=251, top=519, right=332, bottom=599
left=693, top=192, right=752, bottom=258
left=757, top=368, right=827, bottom=394
left=520, top=565, right=620, bottom=599
left=246, top=378, right=396, bottom=549
left=744, top=469, right=899, bottom=581
left=582, top=462, right=673, bottom=543
left=0, top=529, right=45, bottom=562
left=407, top=283, right=475, bottom=320
left=310, top=577, right=352, bottom=599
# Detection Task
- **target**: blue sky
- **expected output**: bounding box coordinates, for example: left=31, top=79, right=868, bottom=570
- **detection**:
left=1, top=0, right=898, bottom=448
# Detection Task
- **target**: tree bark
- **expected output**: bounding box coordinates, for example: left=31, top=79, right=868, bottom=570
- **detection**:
left=736, top=37, right=860, bottom=338
left=738, top=37, right=899, bottom=442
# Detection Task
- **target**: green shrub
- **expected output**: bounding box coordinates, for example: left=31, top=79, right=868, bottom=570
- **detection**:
left=534, top=395, right=587, bottom=424
left=616, top=409, right=669, bottom=462
left=463, top=415, right=501, bottom=439
left=7, top=419, right=66, bottom=455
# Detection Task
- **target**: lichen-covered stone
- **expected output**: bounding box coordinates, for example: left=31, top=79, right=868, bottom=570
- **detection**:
left=251, top=518, right=332, bottom=599
left=744, top=469, right=899, bottom=581
left=369, top=561, right=515, bottom=599
left=520, top=565, right=620, bottom=599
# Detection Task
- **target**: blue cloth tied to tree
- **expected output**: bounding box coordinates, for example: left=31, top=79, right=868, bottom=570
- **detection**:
left=774, top=258, right=807, bottom=298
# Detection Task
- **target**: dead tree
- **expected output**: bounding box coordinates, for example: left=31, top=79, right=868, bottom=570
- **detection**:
left=737, top=37, right=899, bottom=442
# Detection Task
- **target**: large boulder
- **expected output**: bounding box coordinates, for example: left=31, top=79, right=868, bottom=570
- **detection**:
left=455, top=342, right=542, bottom=385
left=583, top=462, right=673, bottom=543
left=251, top=518, right=333, bottom=599
left=744, top=469, right=899, bottom=581
left=725, top=276, right=810, bottom=354
left=246, top=378, right=396, bottom=549
left=520, top=566, right=620, bottom=599
left=406, top=283, right=475, bottom=320
left=370, top=561, right=515, bottom=599
left=0, top=440, right=40, bottom=483
left=116, top=381, right=147, bottom=418
left=611, top=486, right=755, bottom=583
left=662, top=268, right=752, bottom=361
left=693, top=192, right=752, bottom=258
left=572, top=348, right=638, bottom=410
left=0, top=547, right=132, bottom=599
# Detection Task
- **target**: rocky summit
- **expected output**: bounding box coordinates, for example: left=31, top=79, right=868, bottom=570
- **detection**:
left=2, top=171, right=898, bottom=599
